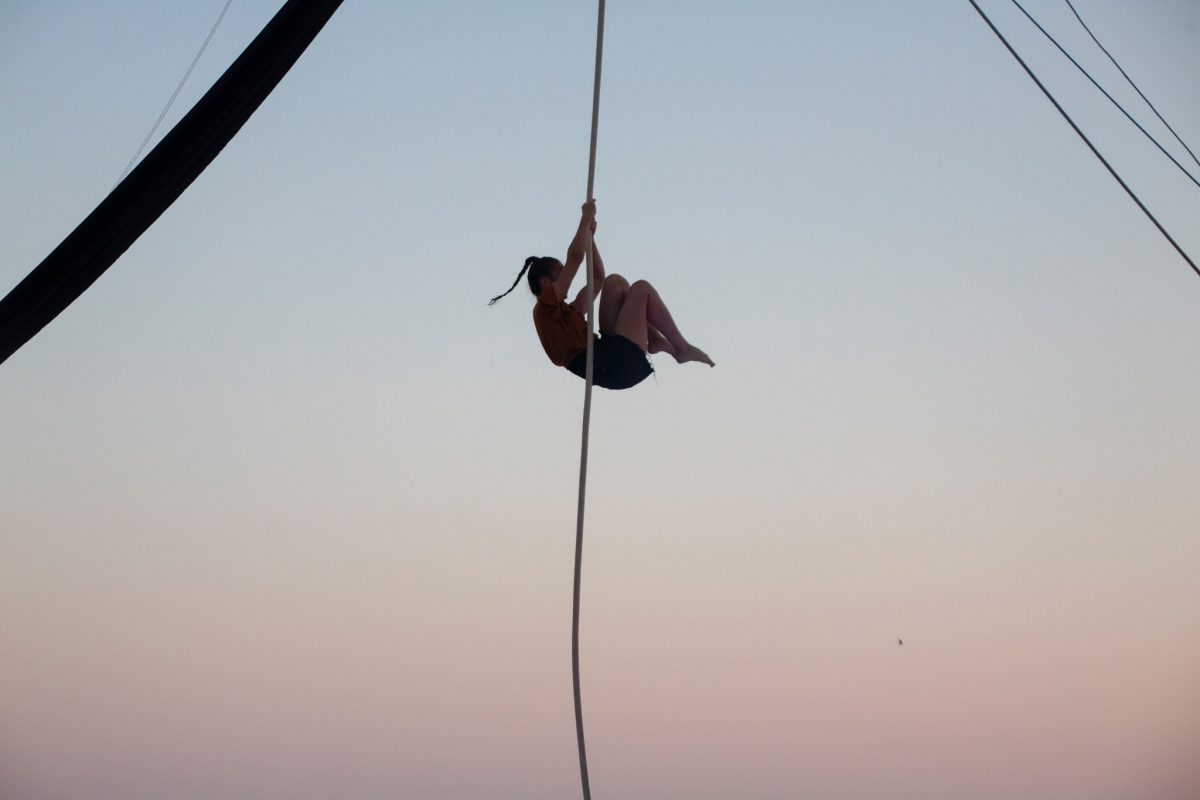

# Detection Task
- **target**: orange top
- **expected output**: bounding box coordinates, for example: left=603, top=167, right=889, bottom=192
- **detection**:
left=532, top=283, right=591, bottom=366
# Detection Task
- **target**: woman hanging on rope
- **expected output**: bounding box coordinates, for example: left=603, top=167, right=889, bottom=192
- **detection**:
left=489, top=200, right=714, bottom=390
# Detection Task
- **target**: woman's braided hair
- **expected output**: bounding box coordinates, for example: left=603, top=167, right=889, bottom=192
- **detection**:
left=488, top=256, right=559, bottom=305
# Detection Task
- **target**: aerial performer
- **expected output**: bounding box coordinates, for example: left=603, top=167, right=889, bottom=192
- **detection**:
left=488, top=200, right=714, bottom=390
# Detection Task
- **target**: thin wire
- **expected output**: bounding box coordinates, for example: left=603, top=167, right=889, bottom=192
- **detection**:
left=1063, top=0, right=1200, bottom=171
left=113, top=0, right=236, bottom=188
left=1008, top=0, right=1200, bottom=191
left=966, top=0, right=1198, bottom=279
left=573, top=2, right=605, bottom=798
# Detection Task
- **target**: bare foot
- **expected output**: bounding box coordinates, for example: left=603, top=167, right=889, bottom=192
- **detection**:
left=675, top=343, right=715, bottom=367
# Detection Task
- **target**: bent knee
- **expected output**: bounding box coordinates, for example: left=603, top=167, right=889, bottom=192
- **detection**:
left=629, top=279, right=655, bottom=295
left=603, top=274, right=630, bottom=291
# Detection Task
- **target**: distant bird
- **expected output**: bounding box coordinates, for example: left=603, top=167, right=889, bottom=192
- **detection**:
left=897, top=638, right=903, bottom=646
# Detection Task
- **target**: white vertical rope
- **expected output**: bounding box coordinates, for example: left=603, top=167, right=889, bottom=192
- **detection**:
left=572, top=2, right=604, bottom=798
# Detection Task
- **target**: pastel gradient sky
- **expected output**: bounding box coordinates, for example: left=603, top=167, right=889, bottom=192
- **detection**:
left=2, top=1, right=1198, bottom=798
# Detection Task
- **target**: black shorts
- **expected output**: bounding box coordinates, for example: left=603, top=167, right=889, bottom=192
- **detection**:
left=567, top=334, right=654, bottom=390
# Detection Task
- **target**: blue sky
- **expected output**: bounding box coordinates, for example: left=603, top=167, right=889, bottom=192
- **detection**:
left=2, top=2, right=1199, bottom=798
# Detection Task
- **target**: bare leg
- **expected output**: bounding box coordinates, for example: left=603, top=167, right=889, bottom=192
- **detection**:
left=616, top=280, right=714, bottom=366
left=647, top=326, right=676, bottom=357
left=597, top=274, right=629, bottom=335
left=642, top=282, right=714, bottom=366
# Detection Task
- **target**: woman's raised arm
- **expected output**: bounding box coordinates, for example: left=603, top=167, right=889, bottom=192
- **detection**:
left=557, top=200, right=597, bottom=297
